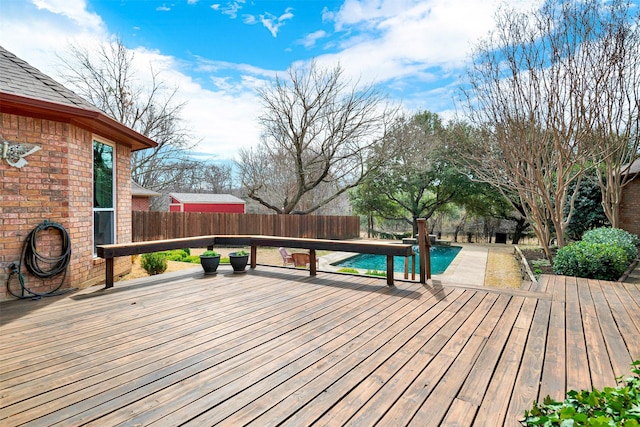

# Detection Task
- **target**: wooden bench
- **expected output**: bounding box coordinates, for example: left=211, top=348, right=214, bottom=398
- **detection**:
left=96, top=235, right=250, bottom=288
left=249, top=236, right=415, bottom=286
left=96, top=235, right=415, bottom=288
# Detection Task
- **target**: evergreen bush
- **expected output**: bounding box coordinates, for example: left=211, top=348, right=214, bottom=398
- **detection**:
left=582, top=227, right=639, bottom=264
left=140, top=252, right=168, bottom=275
left=553, top=241, right=628, bottom=281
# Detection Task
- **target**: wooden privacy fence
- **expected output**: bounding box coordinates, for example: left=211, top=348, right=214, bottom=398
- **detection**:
left=132, top=211, right=360, bottom=242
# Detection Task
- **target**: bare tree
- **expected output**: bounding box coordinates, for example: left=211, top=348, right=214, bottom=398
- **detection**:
left=58, top=39, right=219, bottom=195
left=585, top=0, right=640, bottom=227
left=456, top=0, right=633, bottom=260
left=238, top=60, right=397, bottom=214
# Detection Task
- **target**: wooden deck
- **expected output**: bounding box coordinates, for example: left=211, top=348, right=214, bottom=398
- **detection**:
left=1, top=267, right=639, bottom=426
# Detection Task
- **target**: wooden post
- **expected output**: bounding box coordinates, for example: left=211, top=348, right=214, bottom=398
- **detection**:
left=105, top=258, right=114, bottom=288
left=250, top=244, right=257, bottom=268
left=386, top=255, right=394, bottom=286
left=417, top=218, right=431, bottom=283
left=309, top=249, right=317, bottom=276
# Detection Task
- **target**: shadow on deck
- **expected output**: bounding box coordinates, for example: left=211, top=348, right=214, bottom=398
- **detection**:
left=1, top=267, right=639, bottom=426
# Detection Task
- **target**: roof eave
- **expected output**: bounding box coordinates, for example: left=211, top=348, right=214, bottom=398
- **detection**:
left=0, top=92, right=157, bottom=151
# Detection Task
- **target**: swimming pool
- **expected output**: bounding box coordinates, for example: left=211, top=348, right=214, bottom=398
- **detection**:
left=332, top=245, right=462, bottom=274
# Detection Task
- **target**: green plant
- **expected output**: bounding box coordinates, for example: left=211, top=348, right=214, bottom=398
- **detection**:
left=582, top=227, right=639, bottom=264
left=365, top=270, right=386, bottom=277
left=201, top=250, right=219, bottom=257
left=553, top=241, right=628, bottom=281
left=338, top=268, right=359, bottom=274
left=531, top=259, right=551, bottom=280
left=159, top=249, right=191, bottom=262
left=233, top=250, right=249, bottom=256
left=220, top=257, right=230, bottom=264
left=140, top=252, right=168, bottom=275
left=522, top=360, right=640, bottom=426
left=184, top=255, right=201, bottom=264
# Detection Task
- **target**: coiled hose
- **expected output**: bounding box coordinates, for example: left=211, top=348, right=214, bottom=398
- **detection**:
left=6, top=220, right=72, bottom=299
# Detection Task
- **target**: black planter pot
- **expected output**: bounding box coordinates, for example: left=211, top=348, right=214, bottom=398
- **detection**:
left=200, top=255, right=221, bottom=275
left=229, top=252, right=249, bottom=273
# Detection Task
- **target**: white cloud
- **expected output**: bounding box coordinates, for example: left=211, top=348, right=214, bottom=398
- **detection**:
left=156, top=5, right=171, bottom=12
left=298, top=30, right=327, bottom=48
left=32, top=0, right=104, bottom=30
left=257, top=7, right=295, bottom=37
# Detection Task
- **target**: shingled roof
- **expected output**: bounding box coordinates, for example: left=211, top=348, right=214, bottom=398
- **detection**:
left=0, top=45, right=156, bottom=151
left=0, top=47, right=100, bottom=111
left=170, top=193, right=245, bottom=204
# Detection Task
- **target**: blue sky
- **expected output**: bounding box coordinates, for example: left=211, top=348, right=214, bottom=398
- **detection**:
left=0, top=0, right=533, bottom=161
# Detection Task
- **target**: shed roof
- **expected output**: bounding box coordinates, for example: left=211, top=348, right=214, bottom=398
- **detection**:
left=132, top=181, right=161, bottom=197
left=621, top=158, right=640, bottom=176
left=0, top=46, right=156, bottom=151
left=170, top=193, right=245, bottom=204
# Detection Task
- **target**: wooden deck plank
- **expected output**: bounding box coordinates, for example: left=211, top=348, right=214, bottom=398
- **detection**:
left=173, top=287, right=462, bottom=426
left=538, top=275, right=567, bottom=401
left=2, top=275, right=378, bottom=416
left=505, top=297, right=551, bottom=425
left=564, top=275, right=591, bottom=392
left=374, top=293, right=519, bottom=426
left=587, top=279, right=634, bottom=378
left=473, top=296, right=536, bottom=426
left=9, top=276, right=391, bottom=425
left=1, top=268, right=639, bottom=427
left=576, top=277, right=617, bottom=389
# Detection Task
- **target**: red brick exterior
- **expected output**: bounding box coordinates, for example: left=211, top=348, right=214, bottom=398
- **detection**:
left=619, top=174, right=640, bottom=239
left=0, top=113, right=133, bottom=300
left=132, top=197, right=151, bottom=211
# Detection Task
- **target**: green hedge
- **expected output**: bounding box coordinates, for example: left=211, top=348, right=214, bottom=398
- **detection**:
left=582, top=227, right=639, bottom=264
left=553, top=241, right=628, bottom=281
left=553, top=227, right=638, bottom=281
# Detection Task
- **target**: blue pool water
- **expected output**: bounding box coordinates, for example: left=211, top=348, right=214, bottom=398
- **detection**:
left=333, top=245, right=462, bottom=274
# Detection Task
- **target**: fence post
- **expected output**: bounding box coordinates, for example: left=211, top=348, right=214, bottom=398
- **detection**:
left=417, top=218, right=431, bottom=283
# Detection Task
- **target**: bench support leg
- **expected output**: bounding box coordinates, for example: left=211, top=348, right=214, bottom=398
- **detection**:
left=250, top=245, right=257, bottom=269
left=309, top=249, right=317, bottom=276
left=386, top=255, right=394, bottom=286
left=105, top=258, right=114, bottom=288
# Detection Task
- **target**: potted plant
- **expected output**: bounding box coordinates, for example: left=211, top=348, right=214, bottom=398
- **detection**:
left=228, top=250, right=249, bottom=273
left=200, top=250, right=221, bottom=275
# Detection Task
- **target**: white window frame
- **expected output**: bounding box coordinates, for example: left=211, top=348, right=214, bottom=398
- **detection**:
left=92, top=138, right=116, bottom=255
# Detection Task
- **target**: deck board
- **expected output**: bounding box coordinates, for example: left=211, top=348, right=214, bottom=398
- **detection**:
left=1, top=269, right=639, bottom=426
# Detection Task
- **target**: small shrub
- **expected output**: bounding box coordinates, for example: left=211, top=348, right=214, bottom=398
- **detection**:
left=233, top=250, right=249, bottom=256
left=531, top=259, right=551, bottom=280
left=365, top=270, right=387, bottom=277
left=522, top=360, right=640, bottom=426
left=220, top=257, right=230, bottom=264
left=553, top=241, right=628, bottom=281
left=582, top=227, right=639, bottom=264
left=338, top=268, right=359, bottom=274
left=201, top=250, right=219, bottom=257
left=140, top=252, right=168, bottom=275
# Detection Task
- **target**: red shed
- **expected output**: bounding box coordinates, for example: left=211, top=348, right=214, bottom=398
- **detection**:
left=169, top=193, right=246, bottom=213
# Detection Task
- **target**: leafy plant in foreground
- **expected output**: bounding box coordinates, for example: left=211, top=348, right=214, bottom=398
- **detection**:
left=522, top=360, right=640, bottom=426
left=140, top=252, right=168, bottom=275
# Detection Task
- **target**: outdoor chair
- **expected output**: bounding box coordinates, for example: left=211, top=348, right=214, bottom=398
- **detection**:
left=279, top=247, right=294, bottom=266
left=291, top=252, right=319, bottom=269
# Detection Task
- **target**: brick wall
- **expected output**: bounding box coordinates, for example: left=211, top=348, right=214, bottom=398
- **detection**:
left=132, top=197, right=150, bottom=211
left=0, top=113, right=133, bottom=301
left=619, top=174, right=640, bottom=239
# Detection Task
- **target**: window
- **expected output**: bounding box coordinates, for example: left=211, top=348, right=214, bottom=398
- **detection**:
left=93, top=140, right=115, bottom=254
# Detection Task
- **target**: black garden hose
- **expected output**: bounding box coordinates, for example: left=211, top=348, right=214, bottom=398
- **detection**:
left=6, top=220, right=72, bottom=299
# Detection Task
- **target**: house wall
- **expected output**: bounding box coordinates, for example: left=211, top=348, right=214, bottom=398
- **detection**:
left=619, top=174, right=640, bottom=239
left=132, top=197, right=150, bottom=211
left=171, top=203, right=245, bottom=213
left=0, top=113, right=132, bottom=301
